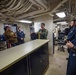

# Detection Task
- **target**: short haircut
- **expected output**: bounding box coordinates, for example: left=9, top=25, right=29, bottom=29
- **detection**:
left=4, top=26, right=9, bottom=31
left=41, top=23, right=45, bottom=26
left=72, top=19, right=76, bottom=23
left=17, top=26, right=21, bottom=29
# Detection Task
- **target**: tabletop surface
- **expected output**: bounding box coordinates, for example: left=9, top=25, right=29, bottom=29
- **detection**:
left=0, top=39, right=49, bottom=72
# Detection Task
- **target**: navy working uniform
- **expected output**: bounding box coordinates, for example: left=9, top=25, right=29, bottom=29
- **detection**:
left=67, top=26, right=76, bottom=75
left=17, top=30, right=25, bottom=45
left=38, top=29, right=48, bottom=39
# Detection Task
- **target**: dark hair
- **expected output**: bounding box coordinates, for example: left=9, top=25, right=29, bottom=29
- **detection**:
left=41, top=23, right=45, bottom=26
left=4, top=26, right=9, bottom=31
left=71, top=20, right=76, bottom=23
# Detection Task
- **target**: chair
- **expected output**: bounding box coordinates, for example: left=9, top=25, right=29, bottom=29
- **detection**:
left=31, top=33, right=37, bottom=40
left=57, top=32, right=66, bottom=52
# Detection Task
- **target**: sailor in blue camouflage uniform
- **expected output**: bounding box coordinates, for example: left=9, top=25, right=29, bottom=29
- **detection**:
left=17, top=26, right=25, bottom=45
left=66, top=20, right=76, bottom=75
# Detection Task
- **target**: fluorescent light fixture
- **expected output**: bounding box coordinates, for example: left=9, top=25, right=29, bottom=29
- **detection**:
left=58, top=26, right=60, bottom=28
left=19, top=20, right=32, bottom=23
left=56, top=12, right=66, bottom=18
left=57, top=21, right=68, bottom=25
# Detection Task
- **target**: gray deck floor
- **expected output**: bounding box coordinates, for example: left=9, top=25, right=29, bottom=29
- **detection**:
left=45, top=46, right=68, bottom=75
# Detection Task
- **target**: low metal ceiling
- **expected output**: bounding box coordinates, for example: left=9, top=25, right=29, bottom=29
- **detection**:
left=0, top=0, right=68, bottom=22
left=53, top=0, right=76, bottom=23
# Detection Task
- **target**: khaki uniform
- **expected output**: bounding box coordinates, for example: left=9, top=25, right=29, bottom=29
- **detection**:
left=38, top=29, right=48, bottom=39
left=4, top=30, right=17, bottom=44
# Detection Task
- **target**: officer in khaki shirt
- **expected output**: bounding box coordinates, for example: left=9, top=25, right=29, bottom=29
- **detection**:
left=38, top=23, right=48, bottom=39
left=4, top=26, right=17, bottom=48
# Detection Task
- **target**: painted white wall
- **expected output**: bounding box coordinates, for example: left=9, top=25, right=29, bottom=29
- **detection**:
left=0, top=22, right=4, bottom=34
left=0, top=22, right=31, bottom=42
left=34, top=22, right=41, bottom=32
left=34, top=14, right=54, bottom=55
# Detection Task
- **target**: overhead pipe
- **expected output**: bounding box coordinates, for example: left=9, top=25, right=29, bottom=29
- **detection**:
left=28, top=12, right=53, bottom=19
left=29, top=0, right=45, bottom=10
left=7, top=2, right=32, bottom=15
left=1, top=0, right=17, bottom=12
left=1, top=0, right=30, bottom=16
left=26, top=0, right=68, bottom=19
left=16, top=8, right=50, bottom=19
left=6, top=0, right=17, bottom=10
left=68, top=0, right=72, bottom=14
left=17, top=0, right=67, bottom=19
left=9, top=0, right=29, bottom=11
left=1, top=0, right=45, bottom=17
left=6, top=1, right=30, bottom=15
left=16, top=0, right=50, bottom=19
left=2, top=0, right=32, bottom=18
left=53, top=17, right=68, bottom=22
left=35, top=0, right=48, bottom=9
left=51, top=0, right=68, bottom=13
left=1, top=0, right=27, bottom=12
left=0, top=0, right=68, bottom=21
left=6, top=0, right=14, bottom=7
left=15, top=2, right=32, bottom=15
left=8, top=0, right=23, bottom=11
left=0, top=13, right=7, bottom=18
